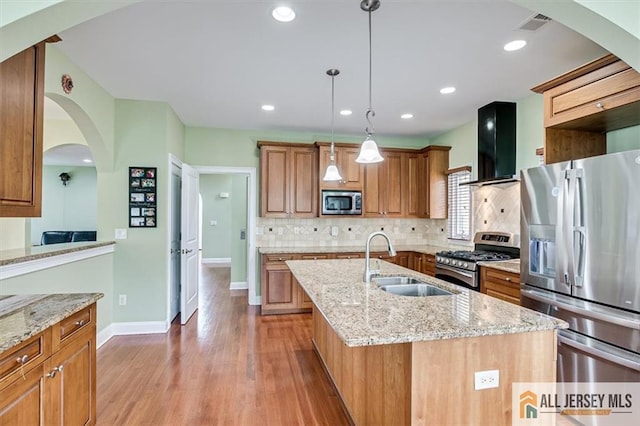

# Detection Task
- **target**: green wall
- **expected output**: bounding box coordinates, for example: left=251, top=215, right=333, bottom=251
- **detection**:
left=0, top=253, right=114, bottom=332
left=608, top=125, right=640, bottom=153
left=30, top=165, right=97, bottom=246
left=200, top=174, right=232, bottom=259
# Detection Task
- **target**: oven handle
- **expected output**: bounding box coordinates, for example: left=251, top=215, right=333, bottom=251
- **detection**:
left=557, top=333, right=640, bottom=372
left=435, top=263, right=474, bottom=279
left=521, top=288, right=640, bottom=331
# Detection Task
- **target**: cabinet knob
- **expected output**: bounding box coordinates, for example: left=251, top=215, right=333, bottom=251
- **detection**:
left=504, top=277, right=511, bottom=282
left=75, top=320, right=86, bottom=326
left=16, top=354, right=29, bottom=364
left=46, top=365, right=64, bottom=378
left=596, top=102, right=604, bottom=109
left=278, top=257, right=283, bottom=261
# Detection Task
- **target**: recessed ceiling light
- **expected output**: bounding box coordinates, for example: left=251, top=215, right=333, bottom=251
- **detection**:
left=440, top=87, right=456, bottom=94
left=504, top=40, right=527, bottom=51
left=401, top=113, right=413, bottom=119
left=340, top=110, right=352, bottom=116
left=272, top=6, right=295, bottom=22
left=82, top=158, right=93, bottom=163
left=261, top=104, right=275, bottom=111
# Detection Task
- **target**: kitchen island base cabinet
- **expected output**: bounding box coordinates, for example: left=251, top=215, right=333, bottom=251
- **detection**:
left=0, top=303, right=97, bottom=425
left=313, top=308, right=556, bottom=425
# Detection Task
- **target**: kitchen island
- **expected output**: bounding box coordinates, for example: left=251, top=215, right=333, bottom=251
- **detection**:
left=287, top=258, right=567, bottom=425
left=0, top=293, right=102, bottom=424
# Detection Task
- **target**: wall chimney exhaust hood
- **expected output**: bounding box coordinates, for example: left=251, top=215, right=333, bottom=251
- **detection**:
left=462, top=101, right=518, bottom=186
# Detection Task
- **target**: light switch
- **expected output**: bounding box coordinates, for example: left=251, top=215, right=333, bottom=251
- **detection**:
left=209, top=220, right=217, bottom=226
left=331, top=226, right=339, bottom=237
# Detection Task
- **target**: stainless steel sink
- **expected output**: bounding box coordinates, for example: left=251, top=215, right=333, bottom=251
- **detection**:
left=371, top=276, right=422, bottom=286
left=372, top=276, right=454, bottom=297
left=379, top=283, right=453, bottom=297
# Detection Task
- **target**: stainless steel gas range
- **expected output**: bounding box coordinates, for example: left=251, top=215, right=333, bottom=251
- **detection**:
left=435, top=231, right=520, bottom=290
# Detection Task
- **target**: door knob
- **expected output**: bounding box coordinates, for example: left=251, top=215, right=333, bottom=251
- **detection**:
left=185, top=249, right=193, bottom=254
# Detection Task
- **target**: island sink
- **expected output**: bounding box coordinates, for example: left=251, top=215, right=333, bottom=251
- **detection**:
left=372, top=276, right=454, bottom=297
left=380, top=283, right=453, bottom=297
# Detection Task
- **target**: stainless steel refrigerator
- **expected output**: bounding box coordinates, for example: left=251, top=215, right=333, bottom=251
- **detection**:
left=520, top=149, right=640, bottom=382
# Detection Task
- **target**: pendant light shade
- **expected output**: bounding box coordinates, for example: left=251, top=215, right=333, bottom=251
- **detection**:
left=323, top=68, right=343, bottom=182
left=356, top=0, right=383, bottom=164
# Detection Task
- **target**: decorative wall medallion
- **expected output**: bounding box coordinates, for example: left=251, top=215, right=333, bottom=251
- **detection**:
left=61, top=74, right=74, bottom=94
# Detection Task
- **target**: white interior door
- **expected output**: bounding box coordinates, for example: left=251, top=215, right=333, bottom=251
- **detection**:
left=169, top=164, right=181, bottom=322
left=180, top=163, right=200, bottom=325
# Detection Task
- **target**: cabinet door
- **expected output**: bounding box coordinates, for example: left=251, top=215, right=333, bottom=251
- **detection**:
left=45, top=328, right=96, bottom=426
left=289, top=147, right=317, bottom=217
left=382, top=151, right=404, bottom=217
left=263, top=263, right=297, bottom=313
left=0, top=42, right=44, bottom=217
left=405, top=154, right=420, bottom=217
left=363, top=162, right=382, bottom=217
left=260, top=146, right=289, bottom=217
left=339, top=147, right=364, bottom=189
left=422, top=254, right=436, bottom=276
left=0, top=364, right=46, bottom=424
left=417, top=153, right=431, bottom=218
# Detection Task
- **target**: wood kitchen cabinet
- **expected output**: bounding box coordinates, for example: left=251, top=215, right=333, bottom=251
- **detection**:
left=0, top=303, right=97, bottom=425
left=316, top=142, right=364, bottom=190
left=363, top=150, right=405, bottom=217
left=532, top=54, right=640, bottom=164
left=416, top=146, right=450, bottom=219
left=261, top=253, right=319, bottom=315
left=258, top=142, right=318, bottom=218
left=0, top=41, right=45, bottom=217
left=410, top=252, right=436, bottom=276
left=480, top=266, right=521, bottom=305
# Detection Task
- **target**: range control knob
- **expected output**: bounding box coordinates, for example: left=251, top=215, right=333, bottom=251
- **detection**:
left=463, top=262, right=468, bottom=268
left=444, top=259, right=450, bottom=264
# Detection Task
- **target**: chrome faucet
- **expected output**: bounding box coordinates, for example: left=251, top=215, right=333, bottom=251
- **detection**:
left=363, top=231, right=397, bottom=283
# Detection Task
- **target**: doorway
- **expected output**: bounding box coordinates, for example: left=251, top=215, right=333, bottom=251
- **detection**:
left=166, top=158, right=257, bottom=325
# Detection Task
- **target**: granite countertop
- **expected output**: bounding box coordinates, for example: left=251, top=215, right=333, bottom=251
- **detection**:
left=287, top=259, right=566, bottom=347
left=0, top=293, right=103, bottom=353
left=478, top=259, right=520, bottom=274
left=259, top=243, right=457, bottom=255
left=0, top=241, right=115, bottom=267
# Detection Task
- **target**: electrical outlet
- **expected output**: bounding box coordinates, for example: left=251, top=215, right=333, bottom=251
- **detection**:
left=331, top=226, right=339, bottom=237
left=119, top=294, right=127, bottom=306
left=474, top=370, right=499, bottom=390
left=115, top=228, right=127, bottom=239
left=294, top=227, right=300, bottom=234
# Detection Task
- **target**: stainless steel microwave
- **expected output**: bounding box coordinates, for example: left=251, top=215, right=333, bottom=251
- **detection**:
left=322, top=190, right=362, bottom=215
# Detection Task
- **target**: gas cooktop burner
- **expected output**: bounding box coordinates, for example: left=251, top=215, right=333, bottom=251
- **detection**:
left=437, top=250, right=513, bottom=262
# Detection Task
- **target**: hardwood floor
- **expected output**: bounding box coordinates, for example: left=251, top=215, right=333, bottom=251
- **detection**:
left=96, top=267, right=349, bottom=425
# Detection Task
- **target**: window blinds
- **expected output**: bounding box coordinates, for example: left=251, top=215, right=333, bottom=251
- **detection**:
left=447, top=169, right=471, bottom=241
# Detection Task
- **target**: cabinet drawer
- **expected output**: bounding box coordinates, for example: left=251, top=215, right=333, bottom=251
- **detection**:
left=264, top=254, right=295, bottom=264
left=484, top=268, right=520, bottom=286
left=335, top=252, right=362, bottom=259
left=0, top=330, right=50, bottom=389
left=58, top=305, right=94, bottom=345
left=300, top=254, right=330, bottom=260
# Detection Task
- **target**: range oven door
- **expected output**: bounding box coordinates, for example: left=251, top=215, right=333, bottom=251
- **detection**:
left=557, top=330, right=640, bottom=382
left=435, top=264, right=477, bottom=290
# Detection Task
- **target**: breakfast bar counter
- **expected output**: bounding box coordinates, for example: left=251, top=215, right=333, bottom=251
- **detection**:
left=287, top=258, right=566, bottom=425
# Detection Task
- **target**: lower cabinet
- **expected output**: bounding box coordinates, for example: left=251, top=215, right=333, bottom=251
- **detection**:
left=409, top=253, right=436, bottom=277
left=0, top=304, right=96, bottom=425
left=480, top=267, right=521, bottom=305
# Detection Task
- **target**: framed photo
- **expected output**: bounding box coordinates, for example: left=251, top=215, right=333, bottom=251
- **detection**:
left=129, top=167, right=157, bottom=228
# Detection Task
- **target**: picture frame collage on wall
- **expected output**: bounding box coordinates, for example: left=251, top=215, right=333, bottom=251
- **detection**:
left=129, top=167, right=157, bottom=228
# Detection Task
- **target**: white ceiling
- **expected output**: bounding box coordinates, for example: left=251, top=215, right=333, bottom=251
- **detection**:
left=53, top=0, right=608, bottom=139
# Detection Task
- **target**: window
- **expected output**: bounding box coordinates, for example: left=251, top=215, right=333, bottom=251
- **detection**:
left=447, top=167, right=471, bottom=241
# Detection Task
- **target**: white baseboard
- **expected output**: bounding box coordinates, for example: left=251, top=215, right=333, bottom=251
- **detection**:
left=96, top=321, right=170, bottom=349
left=249, top=294, right=261, bottom=306
left=230, top=281, right=247, bottom=290
left=201, top=257, right=231, bottom=267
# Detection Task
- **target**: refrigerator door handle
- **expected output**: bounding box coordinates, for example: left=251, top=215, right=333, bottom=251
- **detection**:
left=558, top=333, right=640, bottom=372
left=572, top=169, right=585, bottom=287
left=564, top=170, right=577, bottom=288
left=521, top=288, right=640, bottom=331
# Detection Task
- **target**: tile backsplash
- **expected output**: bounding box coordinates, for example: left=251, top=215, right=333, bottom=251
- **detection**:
left=256, top=217, right=448, bottom=249
left=472, top=181, right=520, bottom=237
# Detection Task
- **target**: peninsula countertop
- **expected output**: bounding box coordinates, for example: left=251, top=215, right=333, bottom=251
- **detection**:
left=287, top=258, right=566, bottom=347
left=0, top=293, right=103, bottom=353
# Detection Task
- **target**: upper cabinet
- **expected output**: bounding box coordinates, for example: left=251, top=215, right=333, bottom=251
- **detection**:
left=363, top=150, right=405, bottom=217
left=316, top=142, right=364, bottom=190
left=416, top=146, right=450, bottom=219
left=532, top=54, right=640, bottom=164
left=259, top=142, right=318, bottom=218
left=0, top=42, right=45, bottom=217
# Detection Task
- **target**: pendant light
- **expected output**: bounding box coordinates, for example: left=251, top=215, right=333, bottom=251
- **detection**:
left=356, top=0, right=384, bottom=164
left=323, top=69, right=344, bottom=182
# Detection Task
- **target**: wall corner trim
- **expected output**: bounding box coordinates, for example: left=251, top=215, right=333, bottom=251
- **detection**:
left=201, top=257, right=231, bottom=267
left=230, top=281, right=248, bottom=290
left=97, top=320, right=170, bottom=349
